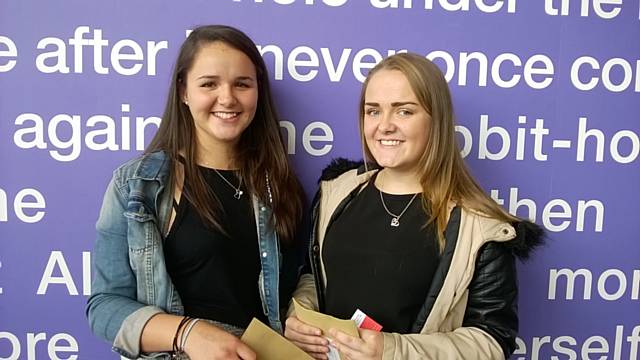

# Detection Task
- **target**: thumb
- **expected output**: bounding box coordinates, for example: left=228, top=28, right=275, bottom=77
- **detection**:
left=237, top=342, right=256, bottom=360
left=358, top=328, right=379, bottom=340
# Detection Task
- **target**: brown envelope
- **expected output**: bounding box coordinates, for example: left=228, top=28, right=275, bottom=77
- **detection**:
left=292, top=298, right=360, bottom=359
left=241, top=318, right=313, bottom=360
left=292, top=298, right=360, bottom=338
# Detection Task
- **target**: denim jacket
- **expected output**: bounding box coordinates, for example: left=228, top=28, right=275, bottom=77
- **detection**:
left=87, top=151, right=287, bottom=359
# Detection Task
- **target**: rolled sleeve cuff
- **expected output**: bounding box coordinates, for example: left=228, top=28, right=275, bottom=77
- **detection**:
left=113, top=305, right=165, bottom=359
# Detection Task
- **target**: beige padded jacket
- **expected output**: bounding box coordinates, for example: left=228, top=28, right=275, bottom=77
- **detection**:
left=289, top=168, right=518, bottom=360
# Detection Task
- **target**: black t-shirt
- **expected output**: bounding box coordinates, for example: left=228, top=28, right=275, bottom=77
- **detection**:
left=323, top=179, right=440, bottom=333
left=164, top=167, right=267, bottom=328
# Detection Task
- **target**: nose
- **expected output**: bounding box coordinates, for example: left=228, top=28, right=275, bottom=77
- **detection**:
left=378, top=111, right=396, bottom=133
left=217, top=84, right=237, bottom=107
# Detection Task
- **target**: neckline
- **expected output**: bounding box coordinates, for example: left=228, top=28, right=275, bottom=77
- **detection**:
left=371, top=170, right=422, bottom=197
left=176, top=155, right=239, bottom=172
left=197, top=165, right=237, bottom=173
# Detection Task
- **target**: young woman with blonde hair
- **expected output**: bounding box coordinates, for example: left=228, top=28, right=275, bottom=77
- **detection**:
left=285, top=53, right=543, bottom=360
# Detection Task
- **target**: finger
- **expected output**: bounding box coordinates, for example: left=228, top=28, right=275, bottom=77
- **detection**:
left=291, top=340, right=330, bottom=354
left=286, top=316, right=323, bottom=336
left=358, top=328, right=380, bottom=340
left=333, top=341, right=359, bottom=360
left=309, top=352, right=329, bottom=360
left=358, top=328, right=372, bottom=338
left=236, top=343, right=256, bottom=360
left=329, top=329, right=365, bottom=351
left=286, top=330, right=329, bottom=346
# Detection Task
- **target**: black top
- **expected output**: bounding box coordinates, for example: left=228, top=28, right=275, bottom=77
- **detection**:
left=323, top=179, right=441, bottom=333
left=164, top=167, right=267, bottom=328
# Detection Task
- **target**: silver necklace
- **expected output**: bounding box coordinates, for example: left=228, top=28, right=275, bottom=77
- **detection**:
left=212, top=169, right=243, bottom=199
left=379, top=190, right=418, bottom=227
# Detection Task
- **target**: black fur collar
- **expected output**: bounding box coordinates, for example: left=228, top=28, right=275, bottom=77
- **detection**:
left=507, top=220, right=546, bottom=261
left=319, top=158, right=367, bottom=182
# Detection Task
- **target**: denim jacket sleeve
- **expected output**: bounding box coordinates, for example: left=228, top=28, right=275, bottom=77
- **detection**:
left=86, top=174, right=165, bottom=359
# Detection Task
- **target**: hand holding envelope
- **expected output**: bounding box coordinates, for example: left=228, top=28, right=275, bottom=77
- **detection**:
left=241, top=299, right=382, bottom=359
left=292, top=299, right=385, bottom=360
left=292, top=298, right=360, bottom=339
left=291, top=298, right=361, bottom=360
left=241, top=299, right=360, bottom=360
left=241, top=318, right=313, bottom=360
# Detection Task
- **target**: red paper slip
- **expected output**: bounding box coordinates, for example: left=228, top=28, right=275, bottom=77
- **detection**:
left=351, top=309, right=383, bottom=332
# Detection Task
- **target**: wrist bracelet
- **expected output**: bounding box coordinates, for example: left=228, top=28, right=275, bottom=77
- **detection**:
left=172, top=316, right=192, bottom=357
left=179, top=318, right=201, bottom=352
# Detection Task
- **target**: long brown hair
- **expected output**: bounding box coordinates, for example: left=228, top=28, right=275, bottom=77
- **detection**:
left=146, top=25, right=304, bottom=244
left=359, top=53, right=518, bottom=249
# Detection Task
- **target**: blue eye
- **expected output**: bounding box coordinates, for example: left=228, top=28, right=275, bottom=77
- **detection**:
left=366, top=108, right=380, bottom=116
left=398, top=109, right=413, bottom=116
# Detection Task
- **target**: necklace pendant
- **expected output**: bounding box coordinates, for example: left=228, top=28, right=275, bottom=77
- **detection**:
left=390, top=217, right=400, bottom=227
left=234, top=189, right=243, bottom=200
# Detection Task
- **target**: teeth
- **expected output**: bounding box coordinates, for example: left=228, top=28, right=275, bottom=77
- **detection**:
left=213, top=112, right=239, bottom=119
left=380, top=140, right=401, bottom=146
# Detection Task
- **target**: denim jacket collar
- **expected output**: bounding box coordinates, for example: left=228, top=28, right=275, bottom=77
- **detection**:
left=130, top=150, right=171, bottom=182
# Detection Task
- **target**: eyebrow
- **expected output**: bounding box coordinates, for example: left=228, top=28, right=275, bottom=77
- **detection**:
left=364, top=101, right=418, bottom=107
left=196, top=75, right=255, bottom=81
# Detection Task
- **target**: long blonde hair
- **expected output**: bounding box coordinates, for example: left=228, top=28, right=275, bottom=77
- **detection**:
left=359, top=53, right=518, bottom=250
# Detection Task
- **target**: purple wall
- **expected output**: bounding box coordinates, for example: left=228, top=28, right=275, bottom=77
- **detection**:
left=1, top=1, right=639, bottom=359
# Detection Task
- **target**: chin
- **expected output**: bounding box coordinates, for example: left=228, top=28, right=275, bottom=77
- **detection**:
left=376, top=161, right=398, bottom=169
left=206, top=131, right=241, bottom=143
left=377, top=160, right=418, bottom=173
left=372, top=155, right=397, bottom=167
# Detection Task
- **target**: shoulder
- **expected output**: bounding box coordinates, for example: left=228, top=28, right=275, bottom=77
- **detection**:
left=506, top=220, right=545, bottom=260
left=317, top=158, right=376, bottom=199
left=112, top=151, right=171, bottom=185
left=462, top=208, right=545, bottom=261
left=108, top=151, right=172, bottom=205
left=318, top=158, right=368, bottom=182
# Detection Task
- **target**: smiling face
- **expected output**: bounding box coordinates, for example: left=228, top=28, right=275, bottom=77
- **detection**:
left=363, top=69, right=431, bottom=176
left=182, top=41, right=258, bottom=153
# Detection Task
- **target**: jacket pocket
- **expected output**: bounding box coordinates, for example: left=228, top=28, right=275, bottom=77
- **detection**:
left=123, top=200, right=157, bottom=256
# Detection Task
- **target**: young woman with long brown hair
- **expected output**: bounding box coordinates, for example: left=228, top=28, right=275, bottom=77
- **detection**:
left=87, top=25, right=305, bottom=360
